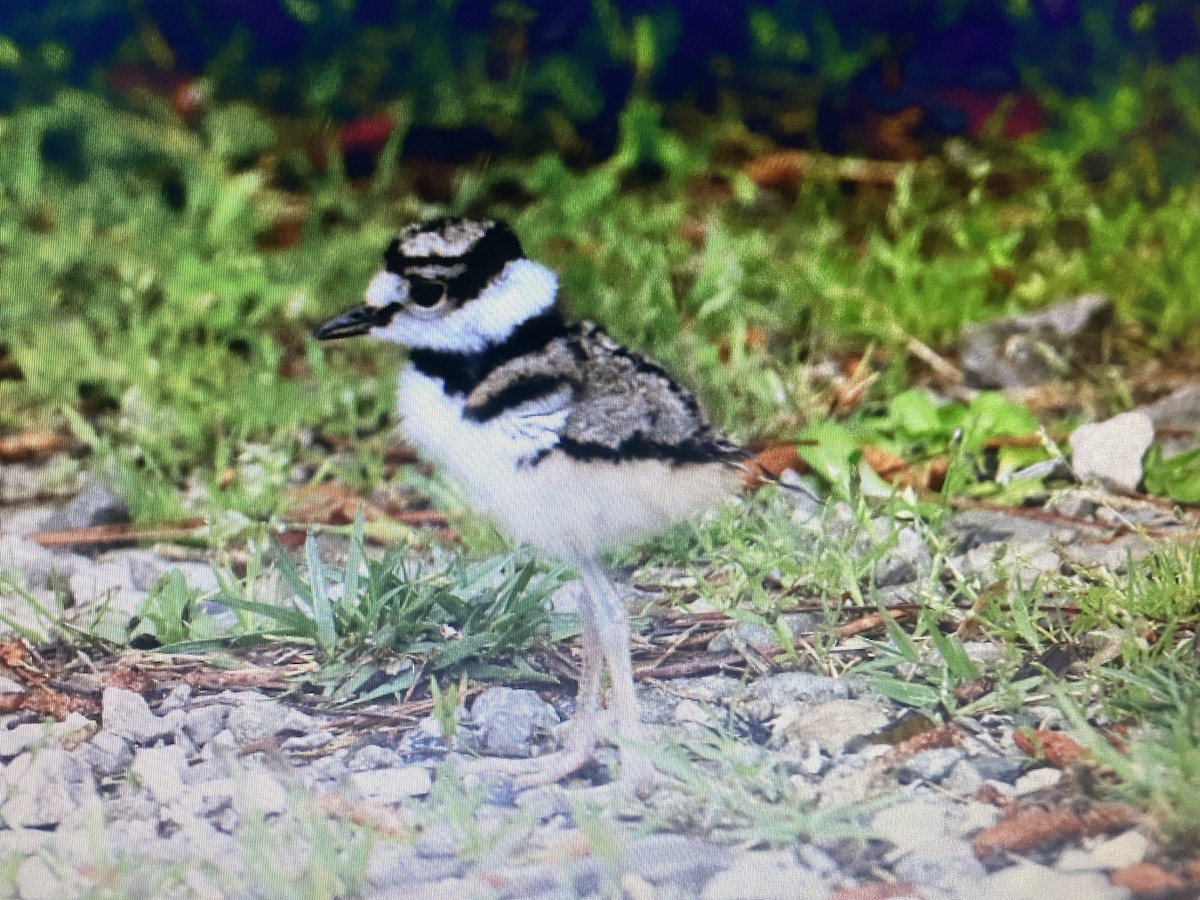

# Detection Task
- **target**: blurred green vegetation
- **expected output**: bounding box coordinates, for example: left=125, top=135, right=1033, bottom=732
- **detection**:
left=1, top=3, right=1199, bottom=522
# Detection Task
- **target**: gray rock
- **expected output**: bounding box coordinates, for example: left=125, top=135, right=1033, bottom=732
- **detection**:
left=771, top=698, right=891, bottom=756
left=872, top=798, right=999, bottom=851
left=226, top=699, right=311, bottom=745
left=1056, top=829, right=1149, bottom=872
left=183, top=705, right=228, bottom=746
left=898, top=748, right=965, bottom=784
left=1141, top=383, right=1200, bottom=458
left=131, top=745, right=188, bottom=804
left=1069, top=412, right=1154, bottom=492
left=0, top=536, right=90, bottom=591
left=350, top=766, right=432, bottom=801
left=200, top=768, right=289, bottom=815
left=961, top=293, right=1111, bottom=389
left=941, top=760, right=985, bottom=795
left=955, top=541, right=1064, bottom=587
left=0, top=507, right=56, bottom=537
left=42, top=478, right=128, bottom=532
left=701, top=850, right=829, bottom=900
left=874, top=526, right=934, bottom=587
left=515, top=785, right=571, bottom=821
left=709, top=612, right=826, bottom=655
left=742, top=672, right=850, bottom=720
left=894, top=844, right=987, bottom=896
left=625, top=833, right=730, bottom=891
left=0, top=748, right=96, bottom=828
left=68, top=562, right=144, bottom=616
left=348, top=744, right=403, bottom=771
left=969, top=754, right=1024, bottom=784
left=464, top=688, right=560, bottom=758
left=17, top=855, right=82, bottom=900
left=103, top=687, right=171, bottom=744
left=1014, top=767, right=1062, bottom=796
left=183, top=758, right=228, bottom=785
left=0, top=712, right=92, bottom=758
left=281, top=731, right=334, bottom=752
left=76, top=731, right=133, bottom=777
left=415, top=823, right=461, bottom=858
left=368, top=843, right=423, bottom=887
left=977, top=862, right=1130, bottom=900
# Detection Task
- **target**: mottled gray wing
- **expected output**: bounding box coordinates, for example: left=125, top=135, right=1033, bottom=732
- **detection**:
left=558, top=326, right=746, bottom=464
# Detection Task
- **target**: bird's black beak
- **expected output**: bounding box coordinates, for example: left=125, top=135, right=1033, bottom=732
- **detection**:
left=315, top=305, right=381, bottom=340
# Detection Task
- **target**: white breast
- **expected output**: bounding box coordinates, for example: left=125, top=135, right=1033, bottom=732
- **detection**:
left=395, top=365, right=739, bottom=562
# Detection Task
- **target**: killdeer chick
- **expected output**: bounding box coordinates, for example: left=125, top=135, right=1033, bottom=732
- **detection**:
left=316, top=217, right=749, bottom=789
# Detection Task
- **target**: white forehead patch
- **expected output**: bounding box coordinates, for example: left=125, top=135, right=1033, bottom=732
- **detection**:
left=399, top=220, right=491, bottom=258
left=365, top=271, right=408, bottom=308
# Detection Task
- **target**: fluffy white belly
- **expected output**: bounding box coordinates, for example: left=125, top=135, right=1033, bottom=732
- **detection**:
left=395, top=366, right=738, bottom=560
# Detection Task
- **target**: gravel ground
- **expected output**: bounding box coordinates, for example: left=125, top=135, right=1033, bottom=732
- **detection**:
left=1, top=451, right=1198, bottom=899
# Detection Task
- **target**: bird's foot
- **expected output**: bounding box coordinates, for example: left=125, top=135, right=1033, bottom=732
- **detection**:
left=452, top=711, right=608, bottom=788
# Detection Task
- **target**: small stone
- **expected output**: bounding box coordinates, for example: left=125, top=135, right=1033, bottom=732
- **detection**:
left=226, top=700, right=293, bottom=745
left=131, top=745, right=188, bottom=804
left=0, top=748, right=96, bottom=828
left=18, top=855, right=81, bottom=900
left=103, top=687, right=171, bottom=744
left=43, top=478, right=128, bottom=532
left=626, top=834, right=730, bottom=891
left=415, top=823, right=460, bottom=858
left=1069, top=412, right=1155, bottom=492
left=941, top=759, right=985, bottom=796
left=977, top=861, right=1130, bottom=900
left=874, top=526, right=934, bottom=587
left=348, top=744, right=402, bottom=771
left=351, top=765, right=432, bottom=801
left=961, top=293, right=1111, bottom=389
left=238, top=769, right=289, bottom=815
left=742, top=672, right=850, bottom=720
left=701, top=850, right=829, bottom=900
left=463, top=687, right=559, bottom=758
left=970, top=755, right=1024, bottom=784
left=898, top=747, right=964, bottom=784
left=77, top=731, right=133, bottom=777
left=68, top=562, right=144, bottom=616
left=184, top=705, right=228, bottom=746
left=894, top=844, right=987, bottom=895
left=0, top=712, right=92, bottom=758
left=1057, top=830, right=1150, bottom=872
left=281, top=731, right=333, bottom=752
left=0, top=536, right=90, bottom=591
left=771, top=698, right=891, bottom=756
left=1014, top=767, right=1062, bottom=796
left=159, top=684, right=192, bottom=710
left=367, top=843, right=421, bottom=887
left=514, top=785, right=570, bottom=821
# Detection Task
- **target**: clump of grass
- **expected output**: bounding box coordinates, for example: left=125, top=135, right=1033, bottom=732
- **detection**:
left=200, top=519, right=568, bottom=703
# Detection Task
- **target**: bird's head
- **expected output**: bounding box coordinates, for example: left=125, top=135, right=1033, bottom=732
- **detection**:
left=315, top=217, right=557, bottom=353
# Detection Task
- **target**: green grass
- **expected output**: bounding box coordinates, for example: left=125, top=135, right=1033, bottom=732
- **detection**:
left=3, top=69, right=1200, bottom=524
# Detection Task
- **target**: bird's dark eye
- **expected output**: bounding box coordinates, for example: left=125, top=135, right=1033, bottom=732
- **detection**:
left=409, top=279, right=447, bottom=308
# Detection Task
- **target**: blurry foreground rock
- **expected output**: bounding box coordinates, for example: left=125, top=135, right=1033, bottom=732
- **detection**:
left=961, top=293, right=1111, bottom=389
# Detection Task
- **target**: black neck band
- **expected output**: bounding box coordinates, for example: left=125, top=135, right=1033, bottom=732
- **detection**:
left=408, top=310, right=570, bottom=395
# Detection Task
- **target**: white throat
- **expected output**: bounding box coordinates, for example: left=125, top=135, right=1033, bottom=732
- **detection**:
left=372, top=258, right=559, bottom=353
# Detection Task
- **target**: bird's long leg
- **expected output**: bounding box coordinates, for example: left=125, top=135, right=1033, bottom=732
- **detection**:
left=578, top=558, right=657, bottom=793
left=455, top=581, right=609, bottom=788
left=508, top=586, right=607, bottom=789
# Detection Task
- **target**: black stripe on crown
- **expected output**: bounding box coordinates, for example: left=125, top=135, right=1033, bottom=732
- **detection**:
left=385, top=218, right=525, bottom=306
